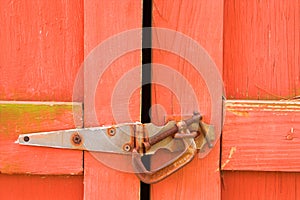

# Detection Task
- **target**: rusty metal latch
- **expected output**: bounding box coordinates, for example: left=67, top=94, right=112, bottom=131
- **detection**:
left=17, top=112, right=215, bottom=184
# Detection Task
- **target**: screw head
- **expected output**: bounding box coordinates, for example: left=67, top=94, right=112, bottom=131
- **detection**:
left=72, top=133, right=82, bottom=145
left=123, top=144, right=131, bottom=152
left=107, top=127, right=116, bottom=136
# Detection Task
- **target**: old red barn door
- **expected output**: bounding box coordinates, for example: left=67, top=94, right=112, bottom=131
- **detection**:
left=1, top=0, right=299, bottom=200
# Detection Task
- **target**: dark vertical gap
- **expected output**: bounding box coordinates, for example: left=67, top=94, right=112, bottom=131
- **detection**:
left=221, top=0, right=226, bottom=193
left=82, top=102, right=85, bottom=171
left=141, top=0, right=152, bottom=200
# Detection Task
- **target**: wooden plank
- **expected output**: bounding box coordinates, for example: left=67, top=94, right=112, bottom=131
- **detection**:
left=151, top=1, right=223, bottom=199
left=223, top=0, right=300, bottom=99
left=0, top=101, right=83, bottom=175
left=0, top=1, right=84, bottom=199
left=222, top=100, right=300, bottom=171
left=0, top=174, right=83, bottom=200
left=222, top=1, right=300, bottom=199
left=0, top=0, right=83, bottom=101
left=83, top=1, right=141, bottom=199
left=221, top=171, right=300, bottom=200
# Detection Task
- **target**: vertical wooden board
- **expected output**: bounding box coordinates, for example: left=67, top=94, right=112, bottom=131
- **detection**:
left=221, top=171, right=300, bottom=200
left=0, top=0, right=83, bottom=101
left=0, top=1, right=84, bottom=199
left=0, top=174, right=83, bottom=200
left=223, top=0, right=300, bottom=100
left=84, top=0, right=141, bottom=199
left=151, top=0, right=223, bottom=199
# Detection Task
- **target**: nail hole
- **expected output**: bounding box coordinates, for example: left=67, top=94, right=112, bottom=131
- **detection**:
left=24, top=136, right=30, bottom=142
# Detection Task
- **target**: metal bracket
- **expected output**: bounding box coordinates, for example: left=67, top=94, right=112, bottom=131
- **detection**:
left=17, top=112, right=215, bottom=183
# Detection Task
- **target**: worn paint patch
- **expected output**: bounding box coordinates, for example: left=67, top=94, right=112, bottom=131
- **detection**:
left=0, top=102, right=82, bottom=139
left=0, top=101, right=83, bottom=175
left=228, top=109, right=249, bottom=117
left=221, top=146, right=236, bottom=169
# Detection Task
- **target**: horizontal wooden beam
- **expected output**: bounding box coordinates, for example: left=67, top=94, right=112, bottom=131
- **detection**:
left=0, top=101, right=83, bottom=175
left=0, top=174, right=83, bottom=199
left=222, top=100, right=300, bottom=171
left=221, top=171, right=300, bottom=200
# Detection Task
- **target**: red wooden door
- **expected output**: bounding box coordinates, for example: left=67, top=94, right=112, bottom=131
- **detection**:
left=1, top=0, right=299, bottom=200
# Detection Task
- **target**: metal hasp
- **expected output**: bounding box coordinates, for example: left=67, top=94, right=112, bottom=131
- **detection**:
left=17, top=112, right=215, bottom=184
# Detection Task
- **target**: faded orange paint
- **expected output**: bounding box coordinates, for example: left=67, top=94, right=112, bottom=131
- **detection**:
left=222, top=0, right=300, bottom=199
left=0, top=174, right=83, bottom=200
left=83, top=0, right=141, bottom=199
left=222, top=100, right=300, bottom=171
left=223, top=0, right=300, bottom=100
left=222, top=171, right=300, bottom=200
left=0, top=0, right=83, bottom=101
left=1, top=0, right=299, bottom=199
left=151, top=0, right=223, bottom=199
left=0, top=0, right=84, bottom=199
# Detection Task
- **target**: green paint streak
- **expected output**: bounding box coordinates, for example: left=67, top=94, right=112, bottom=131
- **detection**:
left=0, top=102, right=82, bottom=139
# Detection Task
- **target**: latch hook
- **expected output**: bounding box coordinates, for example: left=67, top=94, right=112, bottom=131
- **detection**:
left=130, top=112, right=214, bottom=183
left=132, top=138, right=196, bottom=184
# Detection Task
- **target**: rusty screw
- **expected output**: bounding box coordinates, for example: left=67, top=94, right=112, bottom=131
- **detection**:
left=107, top=127, right=116, bottom=136
left=72, top=133, right=82, bottom=145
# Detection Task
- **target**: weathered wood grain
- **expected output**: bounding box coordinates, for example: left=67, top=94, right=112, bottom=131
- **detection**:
left=222, top=1, right=300, bottom=199
left=0, top=101, right=83, bottom=175
left=0, top=1, right=84, bottom=199
left=0, top=0, right=83, bottom=101
left=221, top=171, right=300, bottom=200
left=0, top=174, right=83, bottom=200
left=224, top=0, right=300, bottom=99
left=83, top=0, right=141, bottom=199
left=151, top=0, right=223, bottom=199
left=222, top=100, right=300, bottom=171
